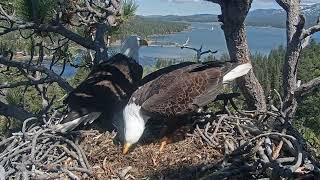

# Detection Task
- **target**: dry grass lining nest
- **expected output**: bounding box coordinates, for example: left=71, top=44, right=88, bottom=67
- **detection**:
left=80, top=130, right=223, bottom=179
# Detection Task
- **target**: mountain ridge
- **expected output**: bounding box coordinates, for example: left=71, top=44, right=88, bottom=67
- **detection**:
left=140, top=3, right=320, bottom=28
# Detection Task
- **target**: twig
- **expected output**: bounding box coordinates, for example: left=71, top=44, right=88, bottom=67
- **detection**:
left=118, top=166, right=132, bottom=180
left=22, top=117, right=37, bottom=135
left=236, top=119, right=246, bottom=138
left=64, top=169, right=80, bottom=180
left=196, top=125, right=215, bottom=146
left=212, top=115, right=227, bottom=138
left=272, top=140, right=284, bottom=160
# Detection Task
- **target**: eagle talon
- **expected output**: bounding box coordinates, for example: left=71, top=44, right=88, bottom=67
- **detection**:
left=159, top=136, right=173, bottom=152
left=159, top=140, right=167, bottom=152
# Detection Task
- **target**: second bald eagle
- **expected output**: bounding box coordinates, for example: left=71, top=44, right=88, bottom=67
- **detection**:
left=55, top=36, right=148, bottom=133
left=122, top=61, right=252, bottom=154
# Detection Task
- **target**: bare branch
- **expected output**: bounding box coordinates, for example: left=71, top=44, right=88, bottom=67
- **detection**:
left=301, top=35, right=311, bottom=49
left=0, top=101, right=35, bottom=121
left=0, top=78, right=52, bottom=89
left=201, top=49, right=218, bottom=56
left=0, top=4, right=16, bottom=22
left=85, top=1, right=104, bottom=17
left=295, top=76, right=320, bottom=97
left=0, top=55, right=73, bottom=93
left=176, top=38, right=217, bottom=62
left=301, top=17, right=320, bottom=40
left=275, top=0, right=290, bottom=11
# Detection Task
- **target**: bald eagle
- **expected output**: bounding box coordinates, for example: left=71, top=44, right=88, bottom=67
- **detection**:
left=122, top=61, right=252, bottom=154
left=55, top=36, right=148, bottom=133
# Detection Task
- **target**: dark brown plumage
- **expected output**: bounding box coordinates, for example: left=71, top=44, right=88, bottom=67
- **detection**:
left=133, top=62, right=237, bottom=118
left=57, top=53, right=143, bottom=133
left=139, top=61, right=196, bottom=86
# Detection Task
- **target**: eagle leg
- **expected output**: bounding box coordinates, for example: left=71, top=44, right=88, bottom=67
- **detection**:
left=159, top=137, right=167, bottom=152
left=159, top=136, right=173, bottom=152
left=158, top=119, right=184, bottom=152
left=158, top=126, right=168, bottom=152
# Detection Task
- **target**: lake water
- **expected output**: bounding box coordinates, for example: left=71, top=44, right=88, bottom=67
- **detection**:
left=139, top=22, right=320, bottom=66
left=60, top=22, right=320, bottom=77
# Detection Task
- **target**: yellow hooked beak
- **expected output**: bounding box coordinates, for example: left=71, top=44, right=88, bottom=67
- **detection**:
left=139, top=38, right=149, bottom=46
left=122, top=143, right=132, bottom=154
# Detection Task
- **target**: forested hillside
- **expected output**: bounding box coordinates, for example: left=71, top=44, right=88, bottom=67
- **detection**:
left=142, top=14, right=219, bottom=22
left=112, top=16, right=189, bottom=39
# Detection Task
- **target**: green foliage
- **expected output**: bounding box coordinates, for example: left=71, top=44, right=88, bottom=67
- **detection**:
left=142, top=66, right=156, bottom=77
left=15, top=0, right=57, bottom=23
left=143, top=58, right=184, bottom=76
left=154, top=58, right=183, bottom=69
left=252, top=46, right=285, bottom=95
left=0, top=116, right=9, bottom=136
left=70, top=67, right=90, bottom=87
left=0, top=30, right=30, bottom=53
left=144, top=56, right=197, bottom=76
left=122, top=0, right=138, bottom=22
left=202, top=54, right=218, bottom=62
left=5, top=88, right=24, bottom=107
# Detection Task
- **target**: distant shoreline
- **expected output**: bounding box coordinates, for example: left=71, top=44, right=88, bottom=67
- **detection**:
left=110, top=23, right=191, bottom=47
left=171, top=21, right=286, bottom=30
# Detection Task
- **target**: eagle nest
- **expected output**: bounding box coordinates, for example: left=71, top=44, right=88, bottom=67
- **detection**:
left=1, top=101, right=320, bottom=179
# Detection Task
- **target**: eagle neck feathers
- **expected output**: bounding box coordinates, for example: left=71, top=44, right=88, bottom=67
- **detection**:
left=123, top=102, right=148, bottom=144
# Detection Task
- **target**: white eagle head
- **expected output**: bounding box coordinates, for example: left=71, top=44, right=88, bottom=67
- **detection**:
left=122, top=102, right=147, bottom=154
left=120, top=35, right=148, bottom=63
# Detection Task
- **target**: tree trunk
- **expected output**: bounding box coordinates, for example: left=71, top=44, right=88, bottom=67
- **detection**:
left=277, top=0, right=302, bottom=121
left=219, top=0, right=267, bottom=111
left=93, top=23, right=109, bottom=65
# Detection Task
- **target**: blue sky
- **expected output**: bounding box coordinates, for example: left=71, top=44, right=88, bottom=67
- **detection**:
left=136, top=0, right=318, bottom=16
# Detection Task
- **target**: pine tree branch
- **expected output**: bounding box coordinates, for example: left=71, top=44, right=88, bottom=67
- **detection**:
left=0, top=55, right=73, bottom=93
left=0, top=22, right=96, bottom=50
left=0, top=78, right=52, bottom=89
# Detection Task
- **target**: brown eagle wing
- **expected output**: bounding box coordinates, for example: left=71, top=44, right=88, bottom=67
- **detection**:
left=131, top=64, right=190, bottom=106
left=139, top=64, right=223, bottom=118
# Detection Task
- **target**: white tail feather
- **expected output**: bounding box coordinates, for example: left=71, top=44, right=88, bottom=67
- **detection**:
left=223, top=63, right=252, bottom=83
left=55, top=112, right=101, bottom=133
